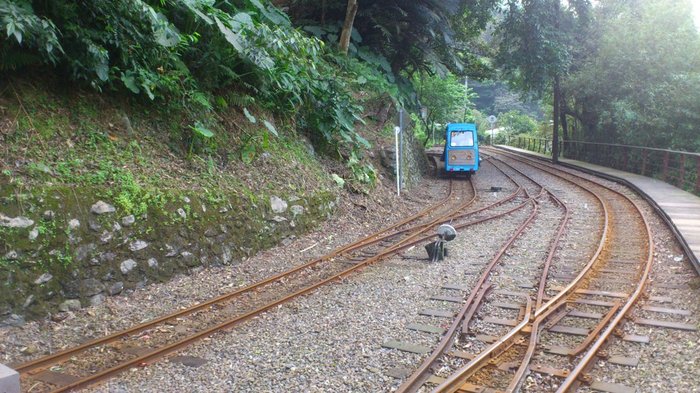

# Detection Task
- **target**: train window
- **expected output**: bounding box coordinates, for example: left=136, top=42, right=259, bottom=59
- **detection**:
left=450, top=131, right=474, bottom=147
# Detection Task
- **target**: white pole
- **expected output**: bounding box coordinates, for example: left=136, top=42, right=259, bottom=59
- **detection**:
left=394, top=126, right=401, bottom=196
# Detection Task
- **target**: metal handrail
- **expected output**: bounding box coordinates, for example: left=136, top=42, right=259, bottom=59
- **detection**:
left=506, top=137, right=700, bottom=195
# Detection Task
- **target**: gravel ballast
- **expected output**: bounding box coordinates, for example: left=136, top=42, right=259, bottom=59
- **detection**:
left=2, top=160, right=699, bottom=393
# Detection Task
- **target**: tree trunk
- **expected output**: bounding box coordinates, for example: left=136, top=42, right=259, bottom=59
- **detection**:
left=552, top=75, right=561, bottom=163
left=560, top=108, right=568, bottom=157
left=339, top=0, right=358, bottom=55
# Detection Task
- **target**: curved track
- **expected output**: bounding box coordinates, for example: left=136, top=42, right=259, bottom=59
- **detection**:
left=395, top=148, right=654, bottom=393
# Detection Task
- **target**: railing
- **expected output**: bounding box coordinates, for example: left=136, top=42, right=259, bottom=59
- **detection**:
left=506, top=137, right=700, bottom=196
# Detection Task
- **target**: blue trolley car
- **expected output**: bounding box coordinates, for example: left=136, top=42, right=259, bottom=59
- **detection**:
left=442, top=123, right=480, bottom=177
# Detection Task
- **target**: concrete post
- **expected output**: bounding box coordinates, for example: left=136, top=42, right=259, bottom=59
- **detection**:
left=0, top=363, right=19, bottom=393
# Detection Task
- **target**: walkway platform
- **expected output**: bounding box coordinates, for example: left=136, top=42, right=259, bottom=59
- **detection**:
left=493, top=145, right=700, bottom=274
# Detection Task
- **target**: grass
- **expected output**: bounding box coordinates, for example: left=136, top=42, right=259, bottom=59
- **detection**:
left=0, top=77, right=334, bottom=219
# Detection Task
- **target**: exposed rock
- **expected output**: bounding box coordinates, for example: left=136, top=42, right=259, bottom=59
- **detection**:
left=43, top=210, right=55, bottom=220
left=4, top=250, right=19, bottom=260
left=290, top=205, right=305, bottom=216
left=0, top=213, right=34, bottom=228
left=59, top=299, right=81, bottom=312
left=34, top=273, right=53, bottom=285
left=180, top=251, right=197, bottom=266
left=23, top=295, right=35, bottom=308
left=148, top=258, right=158, bottom=268
left=129, top=240, right=149, bottom=252
left=75, top=243, right=96, bottom=262
left=183, top=196, right=191, bottom=203
left=108, top=282, right=124, bottom=296
left=121, top=215, right=135, bottom=226
left=100, top=230, right=113, bottom=244
left=90, top=294, right=105, bottom=306
left=165, top=244, right=178, bottom=257
left=29, top=227, right=39, bottom=241
left=1, top=314, right=25, bottom=327
left=21, top=345, right=39, bottom=355
left=177, top=208, right=187, bottom=219
left=68, top=219, right=81, bottom=230
left=271, top=216, right=287, bottom=222
left=120, top=259, right=137, bottom=274
left=113, top=222, right=122, bottom=231
left=201, top=204, right=207, bottom=213
left=82, top=278, right=104, bottom=296
left=100, top=252, right=116, bottom=263
left=270, top=196, right=288, bottom=214
left=204, top=227, right=219, bottom=238
left=91, top=200, right=116, bottom=215
left=88, top=219, right=102, bottom=232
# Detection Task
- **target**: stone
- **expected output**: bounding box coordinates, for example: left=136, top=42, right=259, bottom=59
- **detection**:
left=90, top=294, right=105, bottom=306
left=28, top=227, right=39, bottom=241
left=290, top=205, right=305, bottom=216
left=0, top=362, right=20, bottom=393
left=270, top=196, right=288, bottom=214
left=43, top=210, right=55, bottom=220
left=0, top=213, right=33, bottom=228
left=201, top=204, right=207, bottom=213
left=89, top=257, right=100, bottom=266
left=108, top=282, right=124, bottom=296
left=74, top=243, right=96, bottom=262
left=165, top=244, right=178, bottom=257
left=34, top=273, right=53, bottom=285
left=91, top=200, right=116, bottom=215
left=204, top=227, right=219, bottom=238
left=1, top=314, right=25, bottom=327
left=22, top=295, right=35, bottom=308
left=3, top=251, right=18, bottom=261
left=271, top=215, right=287, bottom=222
left=88, top=219, right=102, bottom=232
left=147, top=258, right=158, bottom=268
left=100, top=252, right=116, bottom=263
left=120, top=259, right=137, bottom=274
left=99, top=230, right=113, bottom=244
left=112, top=222, right=122, bottom=231
left=183, top=196, right=191, bottom=203
left=82, top=278, right=104, bottom=296
left=177, top=208, right=187, bottom=219
left=68, top=219, right=80, bottom=230
left=59, top=299, right=81, bottom=312
left=129, top=240, right=149, bottom=252
left=121, top=215, right=135, bottom=226
left=180, top=251, right=197, bottom=266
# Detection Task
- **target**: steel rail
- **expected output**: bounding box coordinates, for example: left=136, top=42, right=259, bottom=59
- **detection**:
left=44, top=181, right=484, bottom=392
left=432, top=297, right=533, bottom=393
left=488, top=148, right=654, bottom=392
left=395, top=196, right=541, bottom=392
left=418, top=153, right=576, bottom=393
left=15, top=181, right=465, bottom=375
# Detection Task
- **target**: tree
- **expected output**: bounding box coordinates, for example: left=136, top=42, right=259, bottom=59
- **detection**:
left=338, top=0, right=358, bottom=54
left=413, top=71, right=473, bottom=145
left=496, top=0, right=592, bottom=162
left=564, top=0, right=700, bottom=150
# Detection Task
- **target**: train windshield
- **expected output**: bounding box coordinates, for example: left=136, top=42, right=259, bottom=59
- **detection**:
left=450, top=131, right=474, bottom=147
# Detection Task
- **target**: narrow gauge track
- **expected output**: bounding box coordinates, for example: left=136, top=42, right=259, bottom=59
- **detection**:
left=15, top=179, right=475, bottom=392
left=395, top=154, right=571, bottom=393
left=16, top=156, right=545, bottom=393
left=414, top=148, right=654, bottom=393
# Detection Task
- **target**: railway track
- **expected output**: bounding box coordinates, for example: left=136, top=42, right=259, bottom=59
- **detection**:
left=393, top=148, right=655, bottom=393
left=14, top=178, right=474, bottom=392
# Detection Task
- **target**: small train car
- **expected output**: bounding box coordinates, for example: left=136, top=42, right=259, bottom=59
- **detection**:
left=443, top=123, right=480, bottom=177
